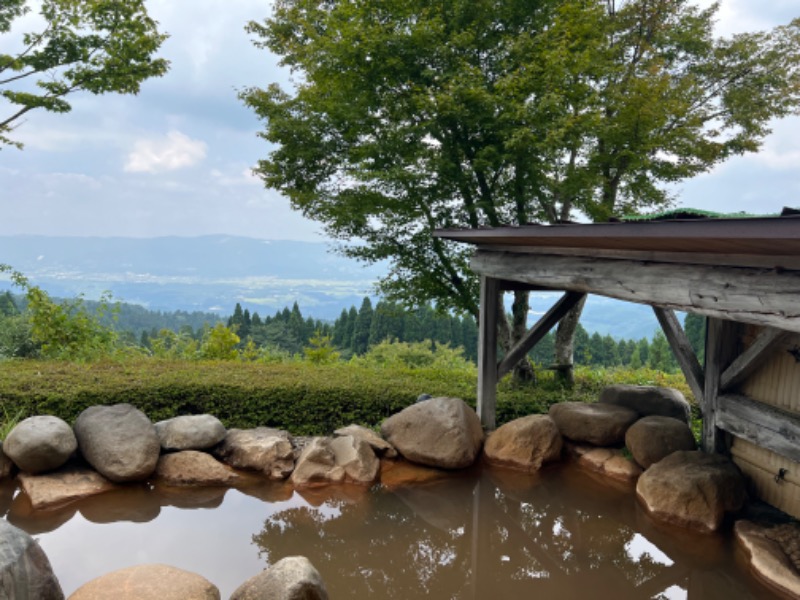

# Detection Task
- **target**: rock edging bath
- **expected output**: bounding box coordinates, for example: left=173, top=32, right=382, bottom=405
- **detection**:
left=1, top=386, right=798, bottom=598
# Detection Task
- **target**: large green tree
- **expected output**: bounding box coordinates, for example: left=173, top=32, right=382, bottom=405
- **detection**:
left=242, top=0, right=800, bottom=379
left=1, top=0, right=169, bottom=148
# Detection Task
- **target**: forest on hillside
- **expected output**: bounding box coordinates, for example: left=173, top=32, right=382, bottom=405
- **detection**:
left=0, top=284, right=703, bottom=372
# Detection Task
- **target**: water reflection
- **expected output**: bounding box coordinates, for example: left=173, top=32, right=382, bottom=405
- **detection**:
left=1, top=464, right=778, bottom=599
left=253, top=466, right=772, bottom=599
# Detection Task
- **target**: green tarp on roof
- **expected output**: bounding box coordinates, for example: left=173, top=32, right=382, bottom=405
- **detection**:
left=619, top=208, right=786, bottom=222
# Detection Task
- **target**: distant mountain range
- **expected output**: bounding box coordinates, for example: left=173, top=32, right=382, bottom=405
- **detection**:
left=0, top=235, right=661, bottom=339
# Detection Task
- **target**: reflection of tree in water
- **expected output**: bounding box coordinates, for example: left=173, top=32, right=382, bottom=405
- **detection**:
left=251, top=465, right=758, bottom=599
left=252, top=488, right=472, bottom=598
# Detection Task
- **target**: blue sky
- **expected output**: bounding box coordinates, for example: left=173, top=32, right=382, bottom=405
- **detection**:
left=0, top=0, right=798, bottom=240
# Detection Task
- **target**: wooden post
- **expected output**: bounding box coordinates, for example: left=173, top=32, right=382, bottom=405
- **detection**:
left=653, top=307, right=704, bottom=404
left=477, top=276, right=500, bottom=430
left=703, top=318, right=738, bottom=454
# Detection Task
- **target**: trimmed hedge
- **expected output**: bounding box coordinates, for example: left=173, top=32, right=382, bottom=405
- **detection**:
left=0, top=360, right=691, bottom=436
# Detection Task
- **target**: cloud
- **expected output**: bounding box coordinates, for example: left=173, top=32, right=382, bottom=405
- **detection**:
left=124, top=130, right=207, bottom=173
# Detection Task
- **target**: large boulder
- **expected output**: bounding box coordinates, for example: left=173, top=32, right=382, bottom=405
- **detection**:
left=3, top=416, right=77, bottom=474
left=230, top=556, right=328, bottom=600
left=214, top=428, right=295, bottom=479
left=154, top=415, right=226, bottom=451
left=483, top=415, right=562, bottom=472
left=625, top=416, right=696, bottom=469
left=380, top=397, right=484, bottom=469
left=600, top=385, right=691, bottom=424
left=154, top=451, right=249, bottom=487
left=333, top=424, right=397, bottom=458
left=636, top=450, right=746, bottom=532
left=549, top=402, right=638, bottom=447
left=735, top=520, right=800, bottom=598
left=18, top=466, right=118, bottom=511
left=73, top=404, right=160, bottom=483
left=291, top=436, right=379, bottom=488
left=69, top=564, right=219, bottom=600
left=0, top=519, right=64, bottom=599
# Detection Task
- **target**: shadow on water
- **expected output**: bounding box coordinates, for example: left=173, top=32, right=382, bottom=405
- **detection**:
left=0, top=463, right=780, bottom=599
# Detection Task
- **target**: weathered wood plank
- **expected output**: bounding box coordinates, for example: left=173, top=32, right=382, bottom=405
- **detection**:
left=470, top=250, right=800, bottom=334
left=477, top=276, right=500, bottom=430
left=717, top=394, right=800, bottom=464
left=703, top=318, right=738, bottom=454
left=497, top=291, right=586, bottom=379
left=653, top=307, right=704, bottom=404
left=720, top=327, right=792, bottom=392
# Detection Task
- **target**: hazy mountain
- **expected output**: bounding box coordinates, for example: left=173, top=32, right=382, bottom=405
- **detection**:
left=0, top=235, right=660, bottom=338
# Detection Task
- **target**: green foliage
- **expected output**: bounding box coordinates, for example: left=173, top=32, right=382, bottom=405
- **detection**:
left=1, top=263, right=120, bottom=361
left=303, top=330, right=340, bottom=365
left=0, top=403, right=24, bottom=439
left=199, top=323, right=240, bottom=360
left=684, top=312, right=706, bottom=364
left=0, top=313, right=39, bottom=358
left=242, top=0, right=800, bottom=347
left=648, top=330, right=678, bottom=373
left=1, top=0, right=170, bottom=148
left=150, top=328, right=198, bottom=359
left=352, top=339, right=474, bottom=372
left=0, top=357, right=691, bottom=436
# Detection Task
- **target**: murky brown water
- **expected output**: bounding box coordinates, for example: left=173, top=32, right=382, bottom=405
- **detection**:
left=0, top=463, right=781, bottom=598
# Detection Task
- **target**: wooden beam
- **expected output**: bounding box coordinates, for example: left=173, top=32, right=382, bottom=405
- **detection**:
left=652, top=307, right=704, bottom=404
left=702, top=318, right=738, bottom=454
left=497, top=291, right=586, bottom=379
left=717, top=394, right=800, bottom=464
left=477, top=276, right=500, bottom=430
left=471, top=250, right=800, bottom=334
left=720, top=327, right=791, bottom=392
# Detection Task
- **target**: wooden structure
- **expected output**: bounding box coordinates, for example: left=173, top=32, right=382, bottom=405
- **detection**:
left=436, top=215, right=800, bottom=517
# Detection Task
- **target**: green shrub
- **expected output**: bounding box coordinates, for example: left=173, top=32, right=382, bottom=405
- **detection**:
left=0, top=359, right=692, bottom=436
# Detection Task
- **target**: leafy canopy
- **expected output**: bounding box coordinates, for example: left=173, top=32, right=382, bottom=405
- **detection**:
left=242, top=0, right=800, bottom=319
left=0, top=0, right=169, bottom=148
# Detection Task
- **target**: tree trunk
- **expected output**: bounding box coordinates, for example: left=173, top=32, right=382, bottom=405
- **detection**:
left=495, top=289, right=536, bottom=384
left=554, top=296, right=587, bottom=387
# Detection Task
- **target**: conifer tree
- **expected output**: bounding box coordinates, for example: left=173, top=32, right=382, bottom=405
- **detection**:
left=352, top=297, right=374, bottom=355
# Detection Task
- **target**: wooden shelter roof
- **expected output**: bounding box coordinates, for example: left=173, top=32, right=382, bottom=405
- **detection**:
left=435, top=215, right=800, bottom=268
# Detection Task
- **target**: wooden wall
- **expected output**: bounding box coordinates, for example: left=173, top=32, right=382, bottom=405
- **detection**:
left=730, top=329, right=800, bottom=517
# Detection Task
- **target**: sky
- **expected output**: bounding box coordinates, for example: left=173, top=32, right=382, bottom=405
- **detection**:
left=0, top=0, right=798, bottom=241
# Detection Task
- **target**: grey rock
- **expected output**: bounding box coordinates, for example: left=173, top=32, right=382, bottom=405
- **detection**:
left=155, top=414, right=227, bottom=451
left=3, top=416, right=77, bottom=474
left=0, top=519, right=64, bottom=599
left=600, top=384, right=691, bottom=424
left=291, top=436, right=379, bottom=488
left=381, top=397, right=484, bottom=469
left=549, top=402, right=639, bottom=446
left=73, top=404, right=160, bottom=483
left=214, top=428, right=295, bottom=479
left=230, top=556, right=328, bottom=600
left=625, top=415, right=696, bottom=469
left=483, top=415, right=562, bottom=472
left=636, top=450, right=746, bottom=532
left=333, top=424, right=397, bottom=458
